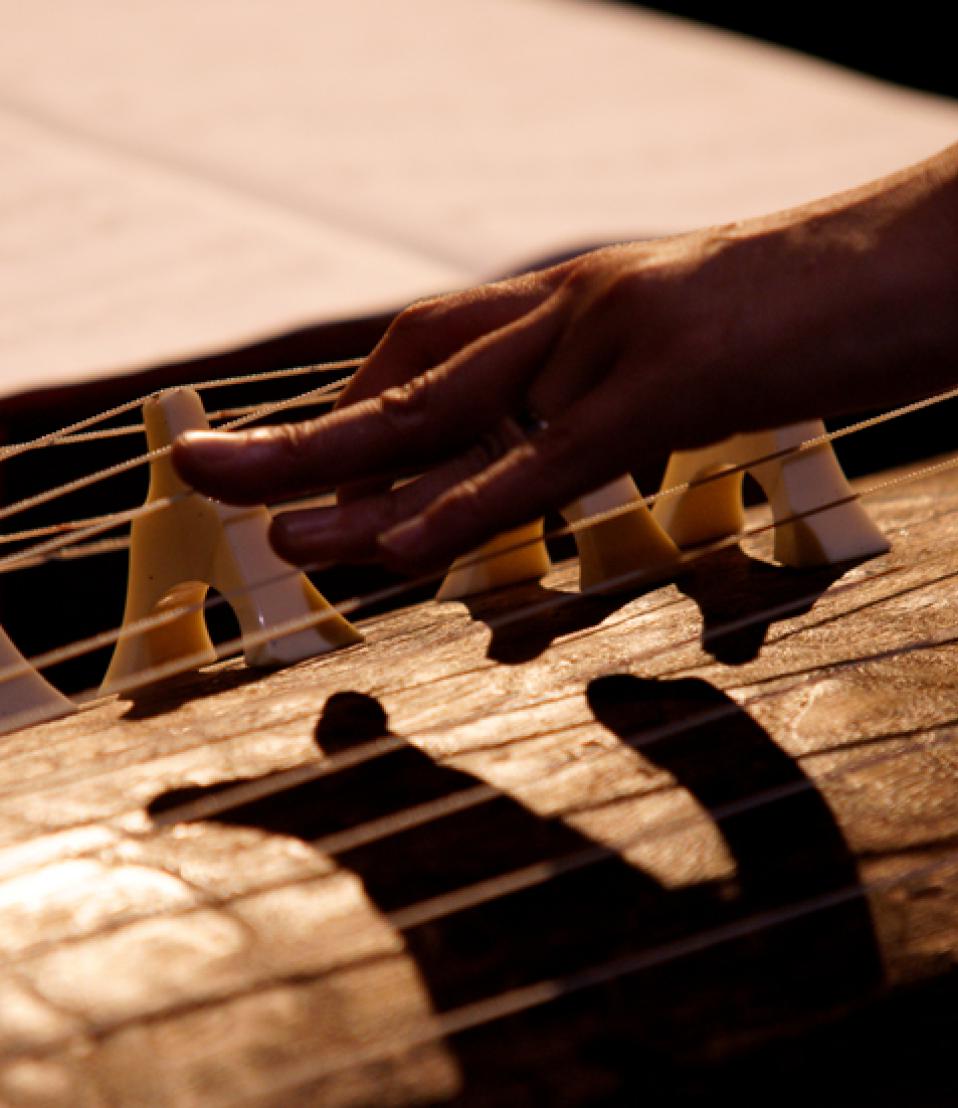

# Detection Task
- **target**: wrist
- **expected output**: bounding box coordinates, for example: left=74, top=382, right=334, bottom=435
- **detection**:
left=716, top=145, right=958, bottom=431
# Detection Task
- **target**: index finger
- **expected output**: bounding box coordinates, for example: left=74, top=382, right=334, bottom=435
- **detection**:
left=172, top=292, right=567, bottom=506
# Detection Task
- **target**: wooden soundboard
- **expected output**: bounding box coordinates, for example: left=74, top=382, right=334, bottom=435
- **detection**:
left=1, top=458, right=956, bottom=1106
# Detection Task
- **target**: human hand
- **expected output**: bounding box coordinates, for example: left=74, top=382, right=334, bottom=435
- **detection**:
left=172, top=235, right=759, bottom=571
left=172, top=143, right=958, bottom=572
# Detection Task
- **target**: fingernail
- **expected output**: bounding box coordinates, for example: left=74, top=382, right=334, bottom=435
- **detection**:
left=273, top=509, right=336, bottom=546
left=173, top=430, right=238, bottom=469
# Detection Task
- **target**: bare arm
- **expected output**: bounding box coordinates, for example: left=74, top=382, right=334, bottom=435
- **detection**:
left=174, top=143, right=958, bottom=570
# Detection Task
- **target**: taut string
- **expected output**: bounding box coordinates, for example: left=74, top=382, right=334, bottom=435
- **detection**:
left=1, top=340, right=956, bottom=1090
left=225, top=848, right=957, bottom=1104
left=48, top=389, right=347, bottom=446
left=3, top=364, right=957, bottom=555
left=1, top=503, right=952, bottom=829
left=2, top=444, right=954, bottom=714
left=0, top=358, right=362, bottom=462
left=0, top=372, right=352, bottom=529
left=1, top=649, right=954, bottom=1003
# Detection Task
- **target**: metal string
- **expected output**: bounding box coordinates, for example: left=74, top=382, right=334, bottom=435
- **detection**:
left=0, top=358, right=361, bottom=462
left=0, top=372, right=351, bottom=531
left=2, top=620, right=955, bottom=971
left=3, top=366, right=957, bottom=562
left=229, top=849, right=958, bottom=1103
left=2, top=440, right=953, bottom=714
left=0, top=459, right=926, bottom=704
left=0, top=508, right=950, bottom=842
left=47, top=388, right=349, bottom=447
left=2, top=660, right=955, bottom=1048
left=2, top=342, right=956, bottom=1084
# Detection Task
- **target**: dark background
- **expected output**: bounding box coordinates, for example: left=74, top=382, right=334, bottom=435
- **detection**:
left=621, top=3, right=957, bottom=100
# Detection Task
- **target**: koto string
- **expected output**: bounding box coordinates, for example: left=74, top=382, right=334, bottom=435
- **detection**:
left=7, top=845, right=947, bottom=1070
left=0, top=518, right=943, bottom=837
left=2, top=654, right=955, bottom=1008
left=0, top=460, right=931, bottom=696
left=6, top=828, right=955, bottom=1074
left=0, top=358, right=950, bottom=639
left=2, top=482, right=956, bottom=843
left=0, top=518, right=954, bottom=964
left=3, top=549, right=949, bottom=872
left=0, top=591, right=693, bottom=802
left=0, top=518, right=131, bottom=551
left=0, top=494, right=175, bottom=577
left=6, top=725, right=956, bottom=987
left=355, top=720, right=958, bottom=933
left=151, top=629, right=958, bottom=833
left=0, top=499, right=939, bottom=815
left=2, top=444, right=954, bottom=708
left=146, top=622, right=958, bottom=829
left=1, top=513, right=953, bottom=834
left=39, top=376, right=956, bottom=447
left=0, top=392, right=945, bottom=612
left=0, top=452, right=952, bottom=780
left=0, top=545, right=709, bottom=787
left=2, top=613, right=956, bottom=967
left=1, top=356, right=954, bottom=691
left=0, top=382, right=950, bottom=600
left=0, top=490, right=339, bottom=548
left=227, top=850, right=957, bottom=1104
left=0, top=496, right=333, bottom=550
left=2, top=366, right=957, bottom=557
left=2, top=366, right=957, bottom=1081
left=0, top=384, right=954, bottom=793
left=0, top=357, right=362, bottom=462
left=0, top=372, right=351, bottom=530
left=49, top=386, right=350, bottom=447
left=4, top=523, right=957, bottom=1072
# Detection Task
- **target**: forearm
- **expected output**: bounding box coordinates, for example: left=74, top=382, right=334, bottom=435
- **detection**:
left=175, top=142, right=958, bottom=569
left=697, top=142, right=958, bottom=437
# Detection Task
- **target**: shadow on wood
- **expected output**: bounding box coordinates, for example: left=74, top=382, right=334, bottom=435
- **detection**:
left=674, top=547, right=852, bottom=665
left=148, top=681, right=880, bottom=1103
left=462, top=581, right=643, bottom=666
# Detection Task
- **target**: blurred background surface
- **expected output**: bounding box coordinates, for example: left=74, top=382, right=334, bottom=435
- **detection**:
left=2, top=0, right=956, bottom=401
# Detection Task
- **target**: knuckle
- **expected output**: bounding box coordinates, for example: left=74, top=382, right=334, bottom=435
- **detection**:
left=259, top=421, right=313, bottom=469
left=561, top=262, right=597, bottom=300
left=439, top=474, right=490, bottom=533
left=376, top=372, right=439, bottom=436
left=386, top=298, right=443, bottom=346
left=438, top=441, right=534, bottom=539
left=561, top=249, right=612, bottom=289
left=561, top=256, right=642, bottom=320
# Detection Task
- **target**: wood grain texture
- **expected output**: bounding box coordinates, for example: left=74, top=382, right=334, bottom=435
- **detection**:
left=1, top=464, right=957, bottom=1106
